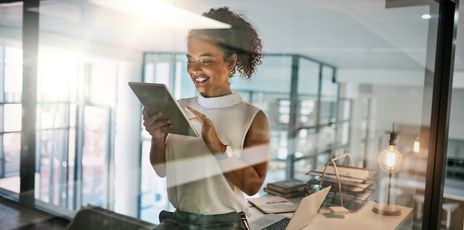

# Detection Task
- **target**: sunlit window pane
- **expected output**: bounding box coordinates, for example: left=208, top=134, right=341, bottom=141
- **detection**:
left=89, top=64, right=117, bottom=105
left=4, top=104, right=22, bottom=132
left=38, top=56, right=77, bottom=102
left=4, top=64, right=22, bottom=102
left=3, top=133, right=20, bottom=175
left=82, top=106, right=109, bottom=207
left=37, top=104, right=69, bottom=130
left=4, top=47, right=22, bottom=65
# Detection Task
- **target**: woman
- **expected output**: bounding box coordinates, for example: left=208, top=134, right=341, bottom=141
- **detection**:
left=142, top=7, right=270, bottom=229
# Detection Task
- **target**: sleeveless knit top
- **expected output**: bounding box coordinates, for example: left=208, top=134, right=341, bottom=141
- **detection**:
left=165, top=93, right=260, bottom=214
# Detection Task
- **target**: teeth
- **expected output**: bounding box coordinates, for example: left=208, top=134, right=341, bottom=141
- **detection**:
left=194, top=77, right=208, bottom=83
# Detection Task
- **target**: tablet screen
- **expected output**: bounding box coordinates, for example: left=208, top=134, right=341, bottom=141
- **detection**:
left=128, top=82, right=198, bottom=137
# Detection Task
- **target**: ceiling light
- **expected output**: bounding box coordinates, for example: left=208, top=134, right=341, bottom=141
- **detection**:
left=421, top=14, right=431, bottom=19
left=91, top=0, right=230, bottom=30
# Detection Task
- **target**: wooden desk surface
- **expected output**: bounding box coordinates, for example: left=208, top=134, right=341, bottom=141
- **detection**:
left=248, top=201, right=413, bottom=230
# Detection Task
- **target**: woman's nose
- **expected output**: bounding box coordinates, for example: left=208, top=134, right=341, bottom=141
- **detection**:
left=188, top=62, right=202, bottom=73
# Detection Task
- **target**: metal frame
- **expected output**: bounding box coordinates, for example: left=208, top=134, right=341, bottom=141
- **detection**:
left=422, top=0, right=459, bottom=229
left=19, top=0, right=39, bottom=208
left=286, top=55, right=299, bottom=179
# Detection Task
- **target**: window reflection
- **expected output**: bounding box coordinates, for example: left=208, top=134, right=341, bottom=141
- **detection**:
left=0, top=45, right=22, bottom=194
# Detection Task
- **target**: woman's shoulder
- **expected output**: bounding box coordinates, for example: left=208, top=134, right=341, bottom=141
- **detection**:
left=240, top=101, right=261, bottom=113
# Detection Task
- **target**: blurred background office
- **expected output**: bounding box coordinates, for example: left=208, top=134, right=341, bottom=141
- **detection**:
left=0, top=0, right=463, bottom=229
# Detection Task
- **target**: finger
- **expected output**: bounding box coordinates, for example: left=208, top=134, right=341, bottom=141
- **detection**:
left=152, top=119, right=172, bottom=129
left=142, top=106, right=151, bottom=117
left=145, top=120, right=171, bottom=131
left=147, top=122, right=172, bottom=133
left=149, top=112, right=163, bottom=123
left=186, top=106, right=206, bottom=119
left=160, top=124, right=173, bottom=133
left=143, top=112, right=163, bottom=127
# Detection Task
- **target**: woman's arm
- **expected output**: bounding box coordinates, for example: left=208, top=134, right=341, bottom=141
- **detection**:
left=187, top=107, right=270, bottom=196
left=220, top=111, right=270, bottom=195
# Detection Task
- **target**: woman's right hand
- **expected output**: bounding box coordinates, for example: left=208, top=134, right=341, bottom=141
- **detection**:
left=142, top=106, right=172, bottom=141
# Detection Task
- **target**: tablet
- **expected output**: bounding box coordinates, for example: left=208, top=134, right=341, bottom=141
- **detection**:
left=128, top=82, right=198, bottom=137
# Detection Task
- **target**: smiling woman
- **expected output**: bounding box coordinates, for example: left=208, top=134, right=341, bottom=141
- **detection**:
left=142, top=6, right=270, bottom=230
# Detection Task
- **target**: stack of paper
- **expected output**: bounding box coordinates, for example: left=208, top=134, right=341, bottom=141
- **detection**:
left=263, top=179, right=306, bottom=198
left=307, top=165, right=376, bottom=211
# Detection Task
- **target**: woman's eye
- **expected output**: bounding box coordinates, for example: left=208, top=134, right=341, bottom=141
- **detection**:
left=201, top=59, right=212, bottom=65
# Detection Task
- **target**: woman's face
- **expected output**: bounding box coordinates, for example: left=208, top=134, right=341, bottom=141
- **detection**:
left=187, top=37, right=235, bottom=97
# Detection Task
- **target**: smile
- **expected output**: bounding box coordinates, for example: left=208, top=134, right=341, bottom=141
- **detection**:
left=193, top=76, right=209, bottom=85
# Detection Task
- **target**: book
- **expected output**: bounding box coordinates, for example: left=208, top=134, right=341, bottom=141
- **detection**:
left=266, top=179, right=306, bottom=194
left=264, top=187, right=305, bottom=199
left=327, top=189, right=374, bottom=202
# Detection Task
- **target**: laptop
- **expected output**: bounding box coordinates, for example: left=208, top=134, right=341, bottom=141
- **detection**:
left=250, top=186, right=331, bottom=230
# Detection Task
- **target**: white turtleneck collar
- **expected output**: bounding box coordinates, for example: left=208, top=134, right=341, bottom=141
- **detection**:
left=197, top=93, right=243, bottom=109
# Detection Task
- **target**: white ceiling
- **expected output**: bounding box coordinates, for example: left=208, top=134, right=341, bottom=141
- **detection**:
left=0, top=0, right=463, bottom=71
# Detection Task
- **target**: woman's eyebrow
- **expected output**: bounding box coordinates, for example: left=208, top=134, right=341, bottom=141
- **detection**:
left=186, top=53, right=214, bottom=58
left=199, top=53, right=214, bottom=57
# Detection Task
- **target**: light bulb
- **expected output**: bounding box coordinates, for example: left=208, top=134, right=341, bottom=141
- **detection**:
left=413, top=138, right=420, bottom=153
left=385, top=149, right=397, bottom=168
left=378, top=145, right=404, bottom=174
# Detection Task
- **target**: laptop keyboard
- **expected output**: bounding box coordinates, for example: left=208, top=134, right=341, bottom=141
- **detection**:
left=263, top=218, right=290, bottom=230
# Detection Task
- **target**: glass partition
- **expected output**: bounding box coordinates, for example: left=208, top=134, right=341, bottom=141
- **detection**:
left=0, top=0, right=457, bottom=229
left=441, top=2, right=464, bottom=227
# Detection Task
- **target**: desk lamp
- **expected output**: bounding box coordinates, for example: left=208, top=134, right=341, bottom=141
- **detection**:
left=372, top=124, right=404, bottom=216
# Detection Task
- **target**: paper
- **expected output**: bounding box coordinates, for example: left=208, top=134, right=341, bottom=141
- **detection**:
left=248, top=196, right=298, bottom=214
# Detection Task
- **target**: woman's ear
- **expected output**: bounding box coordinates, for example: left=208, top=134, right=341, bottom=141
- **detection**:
left=227, top=53, right=238, bottom=72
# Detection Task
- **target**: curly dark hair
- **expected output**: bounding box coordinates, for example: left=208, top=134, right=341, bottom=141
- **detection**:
left=188, top=7, right=263, bottom=79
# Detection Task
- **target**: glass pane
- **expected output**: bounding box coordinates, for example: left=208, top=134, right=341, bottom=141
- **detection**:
left=37, top=104, right=69, bottom=130
left=442, top=6, right=464, bottom=227
left=89, top=63, right=117, bottom=105
left=81, top=106, right=109, bottom=207
left=232, top=56, right=292, bottom=94
left=0, top=105, right=3, bottom=132
left=0, top=1, right=22, bottom=200
left=0, top=133, right=21, bottom=193
left=38, top=55, right=77, bottom=102
left=36, top=129, right=70, bottom=208
left=321, top=66, right=337, bottom=97
left=3, top=104, right=21, bottom=132
left=144, top=54, right=173, bottom=83
left=298, top=58, right=319, bottom=96
left=4, top=47, right=22, bottom=103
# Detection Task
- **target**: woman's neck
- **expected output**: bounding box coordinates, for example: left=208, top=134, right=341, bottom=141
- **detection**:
left=199, top=88, right=232, bottom=98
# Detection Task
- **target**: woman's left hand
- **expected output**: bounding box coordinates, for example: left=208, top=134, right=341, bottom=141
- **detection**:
left=186, top=106, right=225, bottom=155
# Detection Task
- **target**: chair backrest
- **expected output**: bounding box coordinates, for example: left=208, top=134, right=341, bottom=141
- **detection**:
left=67, top=205, right=154, bottom=230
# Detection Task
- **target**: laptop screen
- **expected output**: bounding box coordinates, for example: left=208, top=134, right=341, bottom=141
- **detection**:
left=286, top=186, right=331, bottom=230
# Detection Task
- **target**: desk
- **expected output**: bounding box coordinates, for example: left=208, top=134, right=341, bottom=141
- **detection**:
left=249, top=201, right=413, bottom=230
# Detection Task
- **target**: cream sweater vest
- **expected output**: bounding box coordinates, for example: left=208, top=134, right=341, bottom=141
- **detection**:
left=165, top=93, right=260, bottom=214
